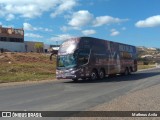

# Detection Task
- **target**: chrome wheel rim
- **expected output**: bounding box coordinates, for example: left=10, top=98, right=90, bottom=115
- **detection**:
left=99, top=71, right=104, bottom=79
left=125, top=69, right=128, bottom=75
left=91, top=72, right=96, bottom=80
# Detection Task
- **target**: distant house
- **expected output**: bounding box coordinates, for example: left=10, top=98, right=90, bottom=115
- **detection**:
left=24, top=41, right=44, bottom=53
left=141, top=55, right=153, bottom=58
left=0, top=25, right=61, bottom=53
left=44, top=44, right=50, bottom=53
left=0, top=26, right=25, bottom=52
left=50, top=45, right=60, bottom=54
left=147, top=48, right=157, bottom=51
left=50, top=45, right=60, bottom=48
left=38, top=44, right=60, bottom=53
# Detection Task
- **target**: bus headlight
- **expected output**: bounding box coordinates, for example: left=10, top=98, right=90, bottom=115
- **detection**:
left=71, top=69, right=81, bottom=74
left=56, top=70, right=61, bottom=74
left=81, top=68, right=84, bottom=72
left=71, top=71, right=76, bottom=74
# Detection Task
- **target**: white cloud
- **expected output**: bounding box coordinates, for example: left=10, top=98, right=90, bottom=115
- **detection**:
left=0, top=0, right=78, bottom=19
left=60, top=25, right=81, bottom=32
left=23, top=23, right=34, bottom=31
left=82, top=30, right=96, bottom=36
left=93, top=16, right=128, bottom=27
left=110, top=29, right=120, bottom=36
left=121, top=27, right=126, bottom=30
left=0, top=23, right=14, bottom=28
left=135, top=15, right=160, bottom=28
left=44, top=28, right=53, bottom=32
left=0, top=0, right=59, bottom=18
left=23, top=22, right=53, bottom=32
left=60, top=26, right=70, bottom=32
left=25, top=33, right=43, bottom=38
left=6, top=14, right=15, bottom=21
left=51, top=0, right=78, bottom=18
left=49, top=34, right=75, bottom=42
left=68, top=10, right=93, bottom=28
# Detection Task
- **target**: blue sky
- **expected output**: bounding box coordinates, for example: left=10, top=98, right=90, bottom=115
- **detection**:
left=0, top=0, right=160, bottom=48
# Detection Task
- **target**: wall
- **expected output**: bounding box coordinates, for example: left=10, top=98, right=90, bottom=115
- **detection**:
left=24, top=41, right=44, bottom=53
left=44, top=44, right=50, bottom=53
left=0, top=41, right=25, bottom=52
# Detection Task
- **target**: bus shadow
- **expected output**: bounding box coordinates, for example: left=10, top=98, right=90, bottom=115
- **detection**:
left=63, top=72, right=160, bottom=84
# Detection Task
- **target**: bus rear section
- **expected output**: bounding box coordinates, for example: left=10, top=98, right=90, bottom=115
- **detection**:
left=56, top=37, right=137, bottom=81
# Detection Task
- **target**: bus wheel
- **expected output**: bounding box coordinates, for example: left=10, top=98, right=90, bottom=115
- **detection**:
left=81, top=78, right=87, bottom=80
left=129, top=67, right=132, bottom=74
left=124, top=68, right=129, bottom=75
left=72, top=78, right=78, bottom=82
left=90, top=70, right=98, bottom=80
left=99, top=70, right=105, bottom=79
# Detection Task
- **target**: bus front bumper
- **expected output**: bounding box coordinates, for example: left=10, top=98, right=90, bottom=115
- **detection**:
left=56, top=69, right=80, bottom=79
left=56, top=74, right=77, bottom=79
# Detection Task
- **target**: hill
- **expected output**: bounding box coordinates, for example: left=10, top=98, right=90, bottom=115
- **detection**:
left=137, top=47, right=160, bottom=63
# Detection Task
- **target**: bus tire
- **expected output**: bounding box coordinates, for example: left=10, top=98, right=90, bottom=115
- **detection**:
left=81, top=78, right=87, bottom=80
left=124, top=68, right=129, bottom=75
left=129, top=67, right=132, bottom=74
left=99, top=69, right=105, bottom=79
left=90, top=70, right=98, bottom=80
left=72, top=78, right=78, bottom=82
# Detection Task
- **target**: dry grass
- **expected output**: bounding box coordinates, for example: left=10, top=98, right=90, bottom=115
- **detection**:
left=138, top=64, right=156, bottom=70
left=0, top=52, right=56, bottom=83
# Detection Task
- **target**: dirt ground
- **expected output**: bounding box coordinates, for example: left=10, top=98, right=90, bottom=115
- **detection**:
left=0, top=52, right=56, bottom=83
left=0, top=52, right=51, bottom=63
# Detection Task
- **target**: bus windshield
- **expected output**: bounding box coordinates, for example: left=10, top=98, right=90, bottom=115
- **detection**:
left=57, top=54, right=77, bottom=68
left=57, top=49, right=90, bottom=68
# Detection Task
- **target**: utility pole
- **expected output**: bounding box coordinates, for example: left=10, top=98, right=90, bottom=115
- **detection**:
left=56, top=41, right=58, bottom=47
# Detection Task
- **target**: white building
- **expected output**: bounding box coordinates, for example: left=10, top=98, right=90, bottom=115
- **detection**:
left=147, top=48, right=157, bottom=51
left=24, top=41, right=44, bottom=53
left=44, top=44, right=50, bottom=53
left=141, top=55, right=153, bottom=58
left=0, top=26, right=25, bottom=52
left=0, top=41, right=25, bottom=52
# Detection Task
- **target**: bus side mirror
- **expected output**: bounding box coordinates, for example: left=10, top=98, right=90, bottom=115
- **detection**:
left=50, top=53, right=54, bottom=61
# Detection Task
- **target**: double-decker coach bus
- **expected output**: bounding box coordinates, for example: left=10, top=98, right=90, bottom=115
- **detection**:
left=56, top=37, right=137, bottom=81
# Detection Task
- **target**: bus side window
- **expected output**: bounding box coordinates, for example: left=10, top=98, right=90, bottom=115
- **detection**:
left=78, top=49, right=90, bottom=65
left=78, top=55, right=88, bottom=65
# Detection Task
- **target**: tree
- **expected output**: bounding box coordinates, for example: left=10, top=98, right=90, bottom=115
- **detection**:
left=34, top=43, right=43, bottom=53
